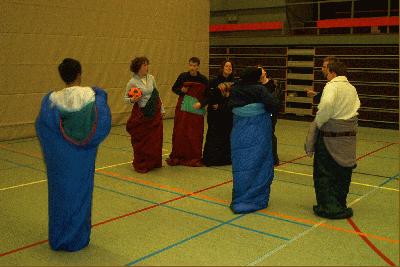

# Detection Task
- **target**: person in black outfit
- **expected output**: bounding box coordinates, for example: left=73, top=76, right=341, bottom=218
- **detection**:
left=259, top=67, right=282, bottom=166
left=203, top=60, right=236, bottom=166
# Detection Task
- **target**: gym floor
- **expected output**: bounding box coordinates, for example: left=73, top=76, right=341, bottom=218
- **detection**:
left=0, top=118, right=398, bottom=266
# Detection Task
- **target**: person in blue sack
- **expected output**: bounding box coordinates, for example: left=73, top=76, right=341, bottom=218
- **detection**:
left=228, top=66, right=280, bottom=214
left=35, top=58, right=111, bottom=251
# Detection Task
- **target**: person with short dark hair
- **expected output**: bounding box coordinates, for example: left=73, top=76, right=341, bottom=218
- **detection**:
left=166, top=57, right=209, bottom=167
left=305, top=61, right=360, bottom=219
left=203, top=60, right=236, bottom=166
left=228, top=66, right=279, bottom=214
left=35, top=58, right=111, bottom=251
left=124, top=56, right=165, bottom=173
left=307, top=56, right=340, bottom=102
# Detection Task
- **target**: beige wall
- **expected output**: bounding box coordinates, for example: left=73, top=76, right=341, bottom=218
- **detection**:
left=0, top=0, right=210, bottom=140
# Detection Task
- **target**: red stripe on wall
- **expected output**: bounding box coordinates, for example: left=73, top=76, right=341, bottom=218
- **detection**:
left=317, top=16, right=399, bottom=28
left=210, top=21, right=283, bottom=32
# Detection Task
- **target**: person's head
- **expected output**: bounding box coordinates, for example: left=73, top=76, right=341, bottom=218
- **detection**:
left=130, top=56, right=150, bottom=77
left=240, top=66, right=263, bottom=84
left=326, top=61, right=347, bottom=82
left=220, top=60, right=233, bottom=77
left=322, top=56, right=339, bottom=78
left=58, top=58, right=81, bottom=85
left=188, top=57, right=200, bottom=76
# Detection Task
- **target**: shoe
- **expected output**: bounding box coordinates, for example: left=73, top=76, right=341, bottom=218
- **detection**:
left=313, top=205, right=353, bottom=219
left=135, top=168, right=149, bottom=173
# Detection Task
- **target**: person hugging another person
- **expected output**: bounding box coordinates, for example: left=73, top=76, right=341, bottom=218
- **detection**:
left=228, top=66, right=280, bottom=214
left=124, top=56, right=165, bottom=173
left=259, top=66, right=283, bottom=166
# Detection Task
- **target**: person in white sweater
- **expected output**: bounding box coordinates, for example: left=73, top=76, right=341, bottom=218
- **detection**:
left=124, top=56, right=165, bottom=173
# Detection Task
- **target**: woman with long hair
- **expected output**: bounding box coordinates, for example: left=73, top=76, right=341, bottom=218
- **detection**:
left=203, top=60, right=236, bottom=166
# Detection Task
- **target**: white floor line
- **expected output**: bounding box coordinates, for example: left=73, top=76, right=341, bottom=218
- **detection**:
left=246, top=175, right=393, bottom=266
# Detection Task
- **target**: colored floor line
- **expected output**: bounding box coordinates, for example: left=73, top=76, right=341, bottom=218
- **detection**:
left=246, top=174, right=399, bottom=266
left=0, top=179, right=233, bottom=257
left=1, top=141, right=397, bottom=236
left=247, top=222, right=325, bottom=266
left=274, top=168, right=399, bottom=192
left=0, top=180, right=46, bottom=191
left=356, top=143, right=397, bottom=161
left=2, top=162, right=395, bottom=261
left=347, top=218, right=397, bottom=266
left=1, top=146, right=398, bottom=243
left=96, top=171, right=312, bottom=228
left=96, top=184, right=290, bottom=241
left=0, top=138, right=398, bottom=256
left=0, top=144, right=42, bottom=159
left=126, top=215, right=246, bottom=266
left=280, top=160, right=399, bottom=180
left=212, top=166, right=398, bottom=193
left=96, top=169, right=399, bottom=244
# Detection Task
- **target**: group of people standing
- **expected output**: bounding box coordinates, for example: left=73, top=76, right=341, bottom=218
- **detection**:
left=124, top=57, right=282, bottom=215
left=35, top=55, right=359, bottom=252
left=124, top=57, right=281, bottom=171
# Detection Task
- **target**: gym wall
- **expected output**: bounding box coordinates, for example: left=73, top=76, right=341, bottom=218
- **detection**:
left=0, top=0, right=209, bottom=140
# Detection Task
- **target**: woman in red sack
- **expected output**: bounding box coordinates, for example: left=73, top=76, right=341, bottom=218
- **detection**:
left=166, top=57, right=209, bottom=167
left=124, top=56, right=165, bottom=173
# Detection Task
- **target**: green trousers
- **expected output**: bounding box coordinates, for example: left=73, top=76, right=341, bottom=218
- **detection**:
left=313, top=133, right=355, bottom=219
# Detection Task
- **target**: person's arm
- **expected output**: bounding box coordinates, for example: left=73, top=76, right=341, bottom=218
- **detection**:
left=314, top=84, right=334, bottom=128
left=172, top=73, right=186, bottom=96
left=260, top=86, right=280, bottom=113
left=124, top=80, right=136, bottom=104
left=199, top=76, right=210, bottom=108
left=314, top=91, right=322, bottom=103
left=152, top=76, right=165, bottom=114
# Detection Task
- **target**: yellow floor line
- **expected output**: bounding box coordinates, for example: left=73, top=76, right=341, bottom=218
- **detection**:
left=275, top=168, right=399, bottom=192
left=351, top=181, right=399, bottom=192
left=0, top=180, right=46, bottom=191
left=95, top=161, right=132, bottom=170
left=0, top=153, right=172, bottom=191
left=2, top=160, right=398, bottom=192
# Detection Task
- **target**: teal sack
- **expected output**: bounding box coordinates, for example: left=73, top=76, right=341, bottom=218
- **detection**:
left=180, top=95, right=205, bottom=116
left=60, top=102, right=96, bottom=142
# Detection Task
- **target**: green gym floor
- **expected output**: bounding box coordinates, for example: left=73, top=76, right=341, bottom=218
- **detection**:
left=0, top=119, right=398, bottom=266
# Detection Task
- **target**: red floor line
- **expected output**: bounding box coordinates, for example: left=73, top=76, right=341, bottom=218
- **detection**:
left=0, top=180, right=233, bottom=257
left=277, top=154, right=308, bottom=167
left=0, top=143, right=395, bottom=258
left=0, top=240, right=48, bottom=257
left=347, top=218, right=397, bottom=266
left=356, top=143, right=397, bottom=161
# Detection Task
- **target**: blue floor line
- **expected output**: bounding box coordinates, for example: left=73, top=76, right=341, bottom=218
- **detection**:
left=96, top=172, right=312, bottom=228
left=95, top=185, right=290, bottom=241
left=126, top=215, right=246, bottom=266
left=0, top=156, right=45, bottom=173
left=379, top=173, right=400, bottom=187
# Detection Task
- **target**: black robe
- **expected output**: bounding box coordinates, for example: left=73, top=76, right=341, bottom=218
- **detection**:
left=202, top=74, right=235, bottom=166
left=261, top=79, right=282, bottom=165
